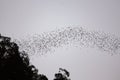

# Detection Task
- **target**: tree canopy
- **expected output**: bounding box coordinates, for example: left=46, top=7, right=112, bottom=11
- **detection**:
left=0, top=34, right=71, bottom=80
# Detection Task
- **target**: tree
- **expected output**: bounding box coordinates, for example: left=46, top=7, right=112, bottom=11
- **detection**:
left=0, top=34, right=71, bottom=80
left=0, top=34, right=48, bottom=80
left=53, top=68, right=71, bottom=80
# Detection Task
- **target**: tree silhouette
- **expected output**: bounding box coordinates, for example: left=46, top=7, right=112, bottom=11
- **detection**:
left=0, top=34, right=48, bottom=80
left=0, top=34, right=71, bottom=80
left=53, top=68, right=71, bottom=80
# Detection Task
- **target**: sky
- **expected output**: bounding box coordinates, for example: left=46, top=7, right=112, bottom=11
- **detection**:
left=0, top=0, right=120, bottom=80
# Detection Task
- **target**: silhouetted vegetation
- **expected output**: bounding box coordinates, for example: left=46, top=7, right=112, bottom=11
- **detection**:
left=0, top=34, right=71, bottom=80
left=54, top=68, right=70, bottom=80
left=0, top=34, right=48, bottom=80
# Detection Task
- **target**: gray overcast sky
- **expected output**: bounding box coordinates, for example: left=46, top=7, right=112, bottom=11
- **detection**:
left=0, top=0, right=120, bottom=80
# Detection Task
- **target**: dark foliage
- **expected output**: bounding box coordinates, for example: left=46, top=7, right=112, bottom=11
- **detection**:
left=0, top=34, right=48, bottom=80
left=0, top=34, right=71, bottom=80
left=53, top=68, right=71, bottom=80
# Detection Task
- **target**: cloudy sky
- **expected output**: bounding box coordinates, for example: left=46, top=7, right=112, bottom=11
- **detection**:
left=0, top=0, right=120, bottom=80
